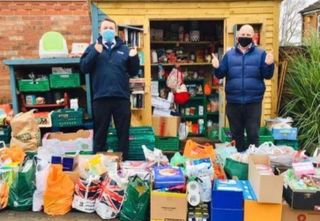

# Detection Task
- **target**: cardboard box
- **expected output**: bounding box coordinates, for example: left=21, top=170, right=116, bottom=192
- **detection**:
left=248, top=155, right=283, bottom=204
left=244, top=200, right=282, bottom=221
left=282, top=203, right=320, bottom=221
left=151, top=191, right=187, bottom=221
left=283, top=183, right=320, bottom=210
left=42, top=129, right=93, bottom=153
left=152, top=116, right=180, bottom=137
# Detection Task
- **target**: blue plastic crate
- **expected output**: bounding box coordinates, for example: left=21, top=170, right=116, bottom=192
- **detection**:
left=272, top=128, right=297, bottom=140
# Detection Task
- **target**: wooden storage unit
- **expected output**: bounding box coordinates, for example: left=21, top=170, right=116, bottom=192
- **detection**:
left=90, top=0, right=281, bottom=134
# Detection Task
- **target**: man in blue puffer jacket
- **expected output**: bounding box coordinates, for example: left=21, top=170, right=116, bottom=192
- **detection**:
left=80, top=18, right=140, bottom=158
left=212, top=24, right=274, bottom=152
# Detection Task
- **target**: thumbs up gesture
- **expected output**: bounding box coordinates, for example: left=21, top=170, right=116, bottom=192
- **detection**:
left=94, top=40, right=103, bottom=53
left=211, top=53, right=219, bottom=69
left=265, top=51, right=274, bottom=65
left=129, top=47, right=138, bottom=57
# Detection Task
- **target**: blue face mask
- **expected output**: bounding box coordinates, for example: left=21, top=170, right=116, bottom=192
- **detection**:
left=101, top=29, right=115, bottom=43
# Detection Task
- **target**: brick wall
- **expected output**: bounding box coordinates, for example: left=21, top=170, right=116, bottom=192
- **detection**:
left=0, top=0, right=92, bottom=103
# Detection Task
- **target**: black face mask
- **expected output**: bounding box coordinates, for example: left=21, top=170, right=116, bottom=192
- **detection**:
left=238, top=37, right=252, bottom=47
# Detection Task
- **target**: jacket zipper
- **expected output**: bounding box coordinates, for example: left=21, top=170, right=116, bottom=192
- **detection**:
left=242, top=54, right=245, bottom=104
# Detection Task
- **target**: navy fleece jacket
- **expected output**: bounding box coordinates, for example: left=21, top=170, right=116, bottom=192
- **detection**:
left=80, top=37, right=140, bottom=100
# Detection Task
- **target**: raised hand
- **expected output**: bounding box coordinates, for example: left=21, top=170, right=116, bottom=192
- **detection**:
left=129, top=47, right=138, bottom=57
left=265, top=51, right=274, bottom=65
left=211, top=53, right=219, bottom=69
left=95, top=40, right=103, bottom=53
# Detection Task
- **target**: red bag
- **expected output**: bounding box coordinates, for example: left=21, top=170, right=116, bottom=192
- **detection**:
left=169, top=68, right=190, bottom=105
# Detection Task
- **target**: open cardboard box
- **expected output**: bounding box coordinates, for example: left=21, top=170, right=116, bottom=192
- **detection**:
left=150, top=184, right=187, bottom=221
left=282, top=202, right=320, bottom=221
left=248, top=155, right=283, bottom=204
left=42, top=129, right=93, bottom=153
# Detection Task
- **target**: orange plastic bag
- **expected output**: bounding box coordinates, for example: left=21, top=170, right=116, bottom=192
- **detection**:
left=43, top=164, right=74, bottom=216
left=183, top=139, right=215, bottom=161
left=0, top=145, right=25, bottom=165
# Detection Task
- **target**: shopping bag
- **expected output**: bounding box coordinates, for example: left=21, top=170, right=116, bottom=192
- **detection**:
left=10, top=110, right=40, bottom=151
left=95, top=174, right=125, bottom=219
left=120, top=176, right=150, bottom=221
left=72, top=177, right=101, bottom=213
left=32, top=161, right=50, bottom=212
left=8, top=159, right=36, bottom=211
left=224, top=158, right=248, bottom=180
left=215, top=143, right=238, bottom=166
left=166, top=68, right=183, bottom=90
left=0, top=169, right=17, bottom=210
left=183, top=139, right=215, bottom=161
left=43, top=164, right=74, bottom=216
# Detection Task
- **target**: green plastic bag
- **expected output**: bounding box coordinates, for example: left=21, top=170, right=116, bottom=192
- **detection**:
left=224, top=158, right=248, bottom=180
left=8, top=159, right=36, bottom=211
left=120, top=176, right=150, bottom=221
left=170, top=152, right=186, bottom=173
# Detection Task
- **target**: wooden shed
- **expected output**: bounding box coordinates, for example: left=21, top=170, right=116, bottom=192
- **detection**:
left=89, top=0, right=281, bottom=132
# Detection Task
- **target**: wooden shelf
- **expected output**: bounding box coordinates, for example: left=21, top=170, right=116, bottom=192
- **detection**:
left=184, top=115, right=205, bottom=119
left=189, top=96, right=205, bottom=101
left=131, top=108, right=144, bottom=110
left=158, top=78, right=204, bottom=83
left=151, top=41, right=212, bottom=45
left=207, top=111, right=219, bottom=116
left=151, top=63, right=212, bottom=67
left=25, top=103, right=66, bottom=109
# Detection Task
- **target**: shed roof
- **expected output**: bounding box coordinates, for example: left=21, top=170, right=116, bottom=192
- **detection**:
left=300, top=0, right=320, bottom=14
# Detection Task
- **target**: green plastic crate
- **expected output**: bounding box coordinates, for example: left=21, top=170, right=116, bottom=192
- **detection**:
left=18, top=78, right=50, bottom=92
left=275, top=140, right=299, bottom=150
left=50, top=73, right=80, bottom=89
left=51, top=108, right=83, bottom=127
left=106, top=126, right=155, bottom=152
left=155, top=136, right=180, bottom=151
left=0, top=126, right=11, bottom=144
left=221, top=127, right=274, bottom=145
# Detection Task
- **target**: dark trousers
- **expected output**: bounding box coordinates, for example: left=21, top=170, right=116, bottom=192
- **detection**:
left=226, top=102, right=262, bottom=152
left=93, top=97, right=131, bottom=159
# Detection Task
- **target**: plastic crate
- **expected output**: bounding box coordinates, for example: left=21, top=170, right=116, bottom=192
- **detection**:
left=221, top=127, right=274, bottom=145
left=51, top=108, right=83, bottom=127
left=272, top=128, right=297, bottom=140
left=155, top=136, right=180, bottom=151
left=275, top=140, right=299, bottom=150
left=0, top=126, right=11, bottom=144
left=50, top=73, right=80, bottom=89
left=18, top=78, right=50, bottom=92
left=106, top=126, right=155, bottom=152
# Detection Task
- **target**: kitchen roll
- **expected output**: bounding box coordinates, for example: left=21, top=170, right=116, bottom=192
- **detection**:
left=187, top=180, right=200, bottom=194
left=188, top=192, right=201, bottom=206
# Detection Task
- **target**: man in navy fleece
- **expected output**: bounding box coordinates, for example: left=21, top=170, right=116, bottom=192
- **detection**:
left=80, top=18, right=139, bottom=159
left=212, top=24, right=274, bottom=152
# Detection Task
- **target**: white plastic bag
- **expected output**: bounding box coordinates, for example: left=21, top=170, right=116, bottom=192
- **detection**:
left=32, top=161, right=50, bottom=212
left=179, top=122, right=188, bottom=140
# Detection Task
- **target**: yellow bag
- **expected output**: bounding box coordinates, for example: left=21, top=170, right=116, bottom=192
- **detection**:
left=44, top=164, right=74, bottom=216
left=183, top=139, right=215, bottom=161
